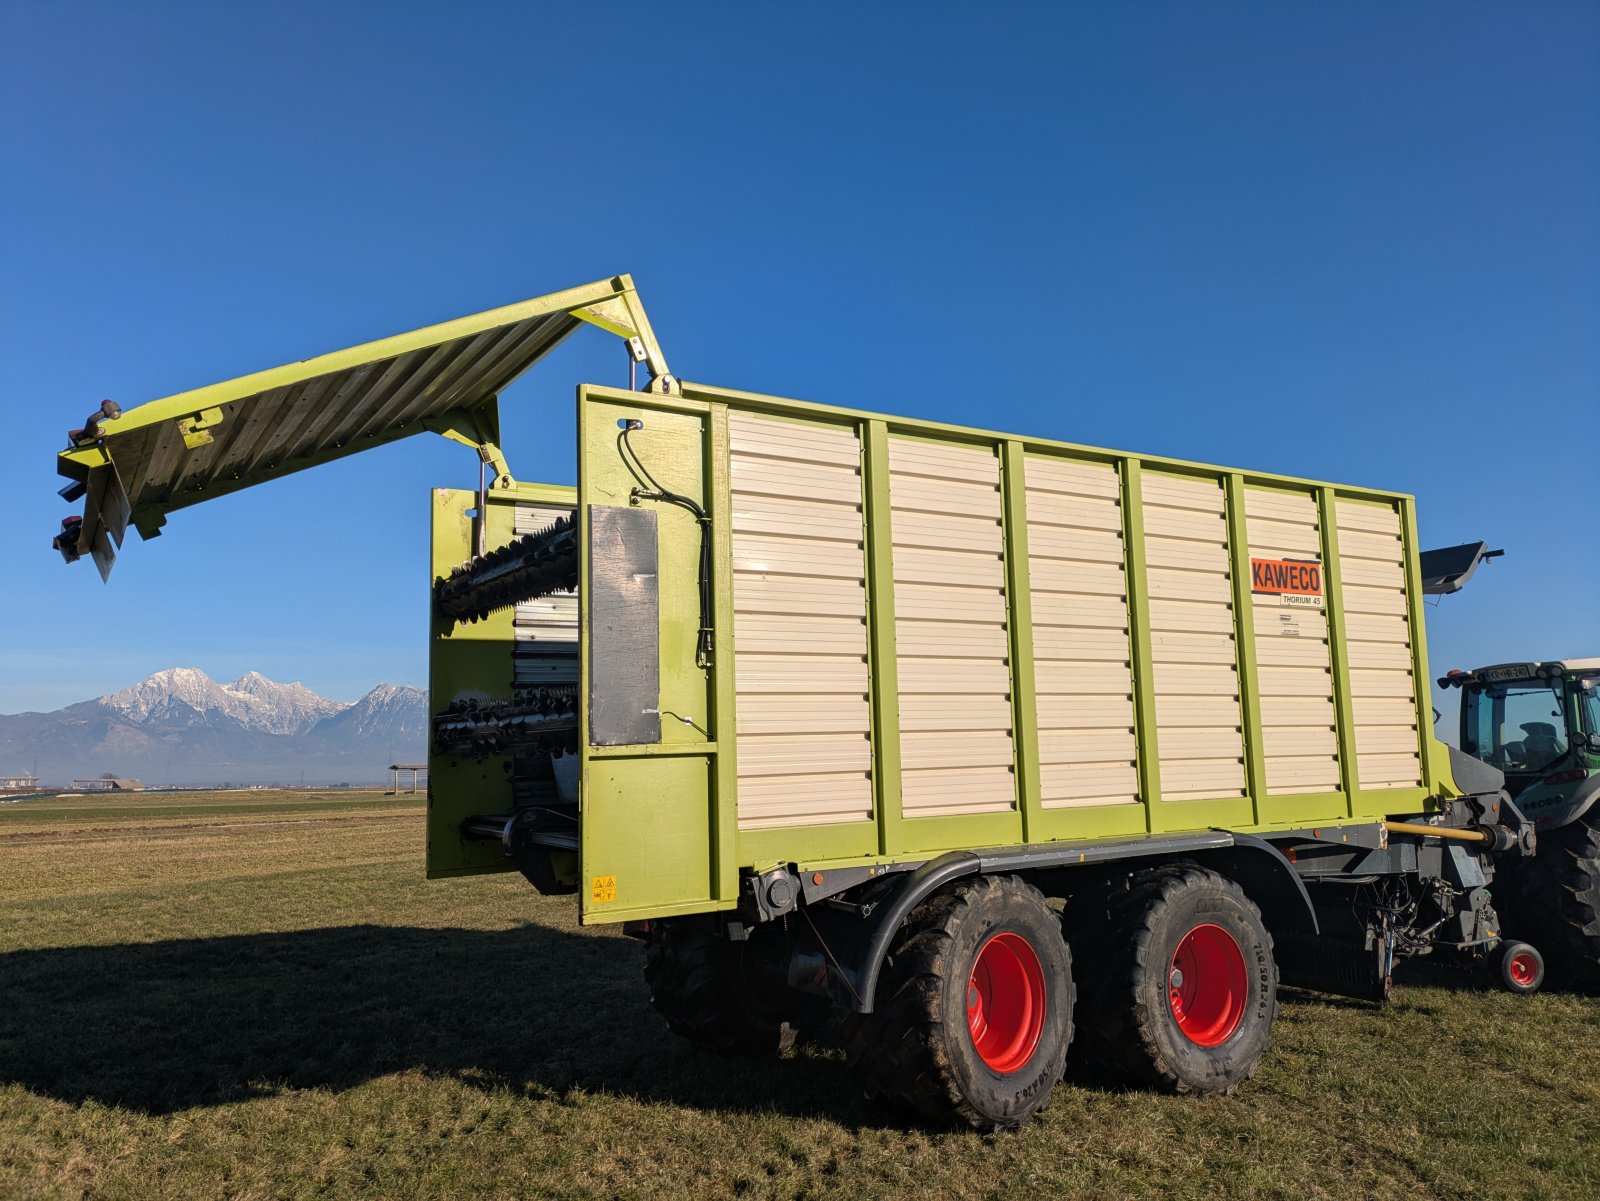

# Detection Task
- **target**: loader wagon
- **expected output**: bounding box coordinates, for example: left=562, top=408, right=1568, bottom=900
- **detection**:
left=54, top=275, right=1543, bottom=1129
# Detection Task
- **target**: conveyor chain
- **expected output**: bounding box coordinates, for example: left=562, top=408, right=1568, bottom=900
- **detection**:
left=433, top=511, right=578, bottom=624
left=431, top=686, right=579, bottom=759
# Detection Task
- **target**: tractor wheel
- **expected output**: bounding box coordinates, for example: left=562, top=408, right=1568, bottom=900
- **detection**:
left=845, top=874, right=1073, bottom=1131
left=1498, top=810, right=1600, bottom=991
left=644, top=919, right=829, bottom=1056
left=1072, top=864, right=1277, bottom=1094
left=1493, top=940, right=1545, bottom=994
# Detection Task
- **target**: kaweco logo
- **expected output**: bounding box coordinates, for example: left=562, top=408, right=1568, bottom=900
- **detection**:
left=1251, top=557, right=1325, bottom=607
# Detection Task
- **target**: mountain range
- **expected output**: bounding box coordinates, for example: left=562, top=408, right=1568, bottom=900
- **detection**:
left=0, top=668, right=427, bottom=787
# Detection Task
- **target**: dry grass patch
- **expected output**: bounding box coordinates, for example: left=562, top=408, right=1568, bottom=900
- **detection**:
left=2, top=790, right=1597, bottom=1200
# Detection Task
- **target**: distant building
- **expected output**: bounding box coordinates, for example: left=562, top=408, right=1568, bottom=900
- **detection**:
left=0, top=774, right=40, bottom=791
left=71, top=773, right=144, bottom=792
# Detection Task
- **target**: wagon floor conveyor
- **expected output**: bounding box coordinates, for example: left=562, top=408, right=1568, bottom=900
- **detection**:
left=432, top=510, right=577, bottom=624
left=431, top=685, right=579, bottom=758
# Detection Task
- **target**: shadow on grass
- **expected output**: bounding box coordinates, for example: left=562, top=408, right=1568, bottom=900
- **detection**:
left=9, top=923, right=1582, bottom=1119
left=0, top=922, right=882, bottom=1122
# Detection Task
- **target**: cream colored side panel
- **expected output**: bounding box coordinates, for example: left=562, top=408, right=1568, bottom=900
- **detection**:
left=1143, top=473, right=1246, bottom=802
left=1335, top=500, right=1423, bottom=789
left=1027, top=454, right=1138, bottom=810
left=1245, top=488, right=1339, bottom=795
left=900, top=766, right=1017, bottom=817
left=729, top=413, right=872, bottom=830
left=738, top=775, right=876, bottom=825
left=901, top=693, right=1014, bottom=733
left=891, top=438, right=1015, bottom=817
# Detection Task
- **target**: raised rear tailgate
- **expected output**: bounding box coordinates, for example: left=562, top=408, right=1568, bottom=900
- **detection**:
left=53, top=274, right=666, bottom=578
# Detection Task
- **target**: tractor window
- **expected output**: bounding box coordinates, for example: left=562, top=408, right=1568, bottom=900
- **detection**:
left=1465, top=682, right=1568, bottom=773
left=1579, top=677, right=1600, bottom=738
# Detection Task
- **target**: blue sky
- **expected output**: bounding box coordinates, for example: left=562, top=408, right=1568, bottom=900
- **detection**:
left=1, top=2, right=1595, bottom=736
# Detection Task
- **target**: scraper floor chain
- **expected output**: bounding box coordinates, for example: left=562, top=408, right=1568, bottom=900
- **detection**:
left=845, top=875, right=1074, bottom=1132
left=1069, top=864, right=1277, bottom=1094
left=430, top=686, right=579, bottom=759
left=644, top=919, right=830, bottom=1056
left=432, top=511, right=578, bottom=624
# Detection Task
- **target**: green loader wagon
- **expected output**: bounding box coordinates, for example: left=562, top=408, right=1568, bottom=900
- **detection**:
left=54, top=276, right=1552, bottom=1129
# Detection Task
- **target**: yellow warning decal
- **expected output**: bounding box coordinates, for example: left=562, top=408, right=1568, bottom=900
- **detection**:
left=591, top=874, right=618, bottom=903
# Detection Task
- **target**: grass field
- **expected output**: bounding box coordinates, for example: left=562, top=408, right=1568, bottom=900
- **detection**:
left=2, top=790, right=1597, bottom=1200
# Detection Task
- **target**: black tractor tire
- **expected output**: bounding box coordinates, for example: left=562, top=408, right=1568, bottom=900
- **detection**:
left=1070, top=863, right=1277, bottom=1094
left=1493, top=940, right=1545, bottom=994
left=644, top=919, right=830, bottom=1056
left=1497, top=810, right=1600, bottom=991
left=845, top=874, right=1073, bottom=1131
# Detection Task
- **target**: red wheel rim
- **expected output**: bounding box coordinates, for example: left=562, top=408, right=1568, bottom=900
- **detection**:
left=1509, top=951, right=1538, bottom=987
left=966, top=932, right=1046, bottom=1073
left=1168, top=923, right=1248, bottom=1047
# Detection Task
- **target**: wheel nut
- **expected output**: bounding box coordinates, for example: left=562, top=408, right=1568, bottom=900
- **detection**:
left=1169, top=967, right=1184, bottom=990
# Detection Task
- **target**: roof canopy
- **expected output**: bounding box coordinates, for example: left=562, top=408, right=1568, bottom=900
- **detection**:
left=55, top=274, right=668, bottom=578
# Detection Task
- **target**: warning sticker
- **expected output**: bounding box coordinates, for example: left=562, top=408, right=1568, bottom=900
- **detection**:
left=590, top=874, right=618, bottom=904
left=1251, top=557, right=1324, bottom=608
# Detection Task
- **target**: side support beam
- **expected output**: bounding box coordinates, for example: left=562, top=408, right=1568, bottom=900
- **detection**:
left=1226, top=474, right=1268, bottom=822
left=1318, top=487, right=1360, bottom=816
left=1001, top=441, right=1044, bottom=842
left=862, top=420, right=906, bottom=857
left=1122, top=458, right=1162, bottom=829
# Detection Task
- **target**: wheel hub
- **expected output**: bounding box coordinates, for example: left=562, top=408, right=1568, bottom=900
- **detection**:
left=966, top=931, right=1046, bottom=1074
left=1168, top=923, right=1248, bottom=1047
left=1509, top=950, right=1537, bottom=987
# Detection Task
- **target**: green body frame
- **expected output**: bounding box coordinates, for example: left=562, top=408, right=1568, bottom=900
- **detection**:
left=428, top=380, right=1459, bottom=925
left=52, top=274, right=1455, bottom=928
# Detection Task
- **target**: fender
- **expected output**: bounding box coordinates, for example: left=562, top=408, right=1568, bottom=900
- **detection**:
left=846, top=851, right=981, bottom=1014
left=1193, top=834, right=1321, bottom=939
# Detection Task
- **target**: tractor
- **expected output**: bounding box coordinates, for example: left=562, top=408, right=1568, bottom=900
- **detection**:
left=1441, top=660, right=1600, bottom=988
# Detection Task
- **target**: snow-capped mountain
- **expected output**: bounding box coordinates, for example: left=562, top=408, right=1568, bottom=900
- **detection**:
left=0, top=669, right=427, bottom=787
left=101, top=668, right=349, bottom=735
left=315, top=683, right=427, bottom=742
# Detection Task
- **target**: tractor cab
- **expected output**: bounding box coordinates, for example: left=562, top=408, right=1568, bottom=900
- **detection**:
left=1442, top=661, right=1600, bottom=826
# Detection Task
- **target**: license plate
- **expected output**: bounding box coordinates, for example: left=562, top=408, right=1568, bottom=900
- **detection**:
left=1483, top=664, right=1537, bottom=683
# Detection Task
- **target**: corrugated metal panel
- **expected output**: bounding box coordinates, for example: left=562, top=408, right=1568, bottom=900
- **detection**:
left=900, top=765, right=1016, bottom=819
left=513, top=502, right=579, bottom=686
left=737, top=774, right=874, bottom=826
left=729, top=413, right=872, bottom=830
left=1336, top=500, right=1423, bottom=789
left=1142, top=473, right=1247, bottom=802
left=739, top=694, right=872, bottom=735
left=901, top=693, right=1013, bottom=732
left=1245, top=488, right=1339, bottom=795
left=891, top=438, right=1016, bottom=818
left=731, top=457, right=863, bottom=504
left=1027, top=455, right=1138, bottom=810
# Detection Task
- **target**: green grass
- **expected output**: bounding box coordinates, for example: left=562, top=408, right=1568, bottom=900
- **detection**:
left=2, top=791, right=1597, bottom=1200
